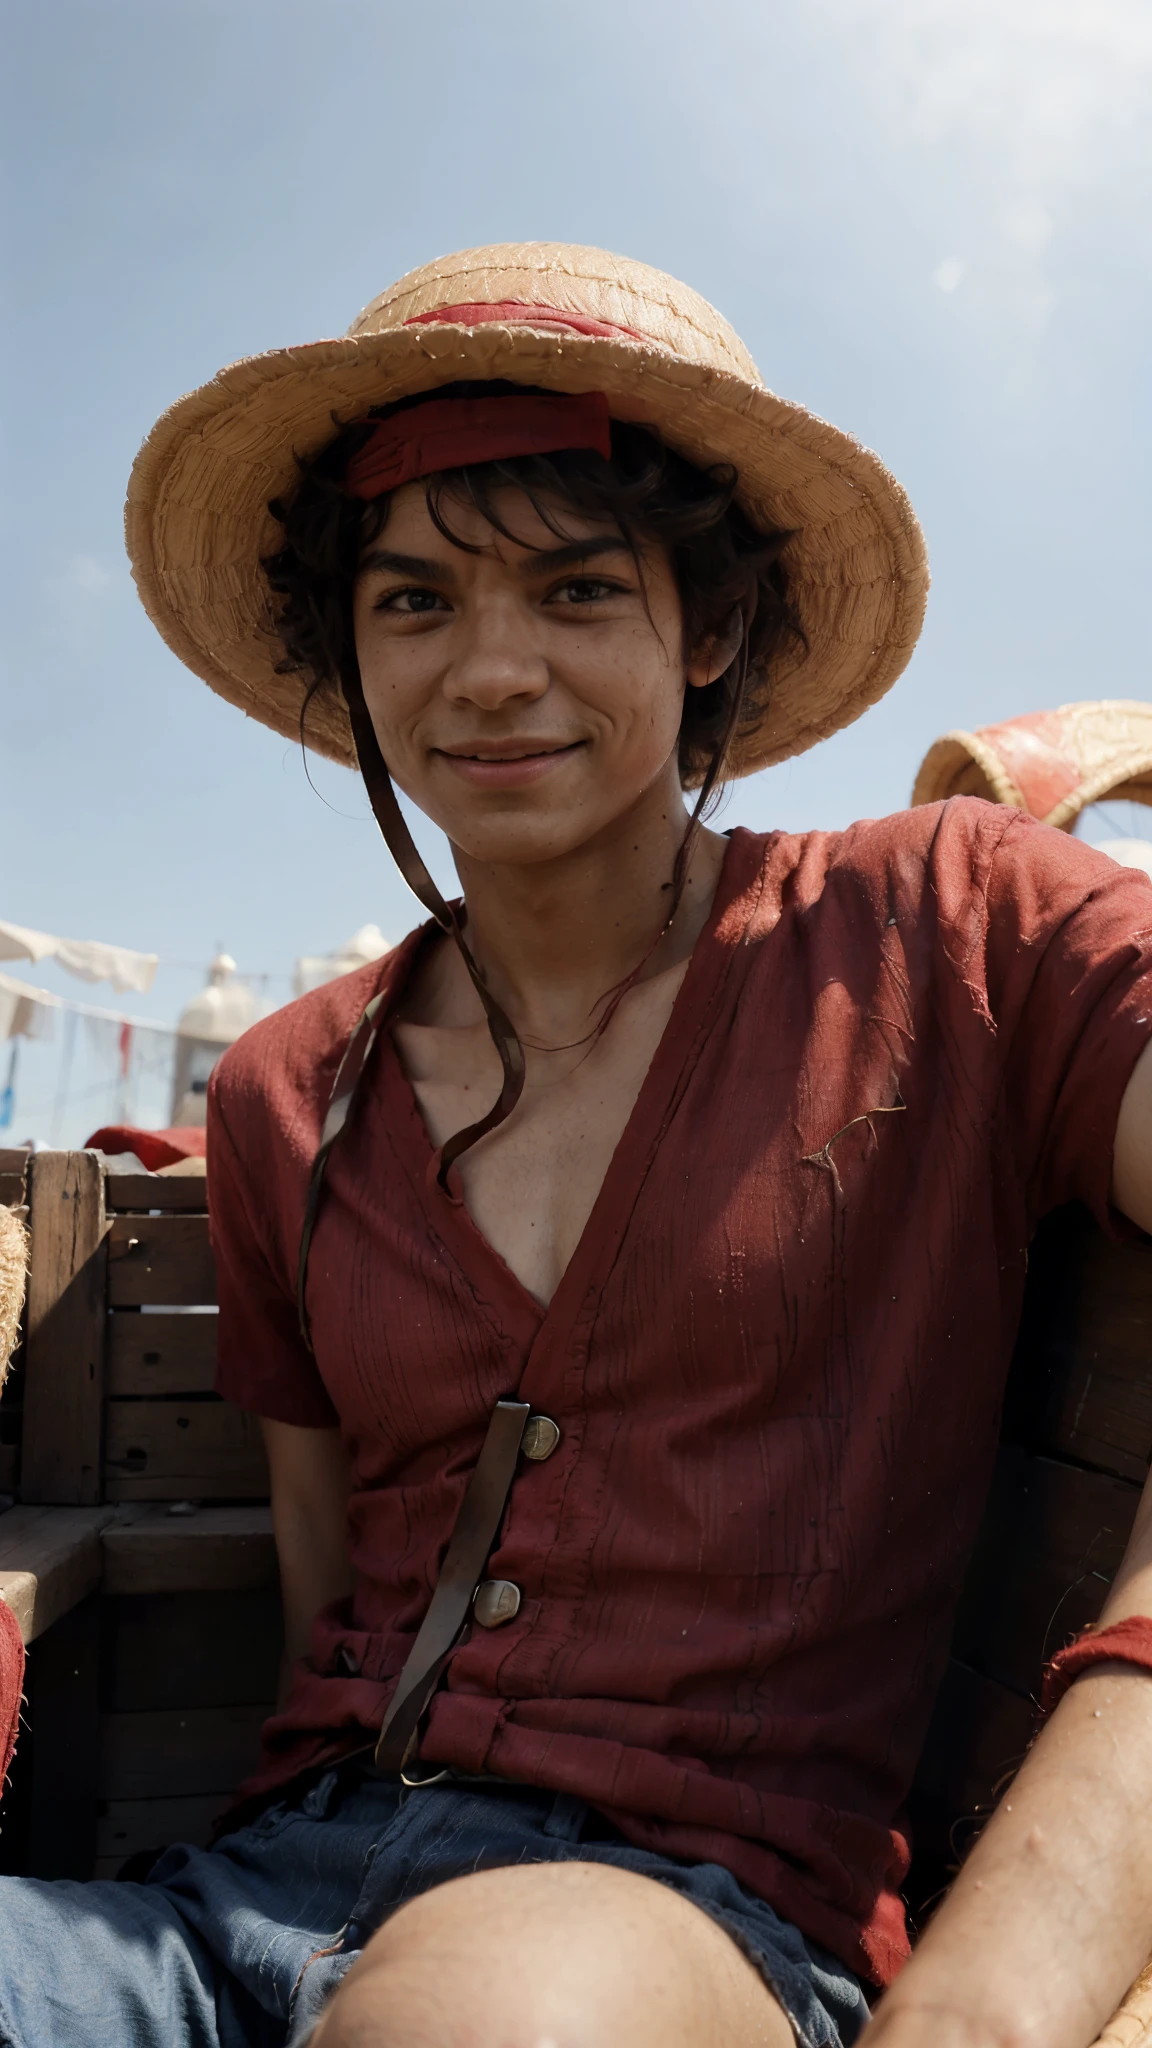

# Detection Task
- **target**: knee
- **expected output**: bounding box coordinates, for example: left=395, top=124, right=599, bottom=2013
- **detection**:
left=311, top=1860, right=783, bottom=2047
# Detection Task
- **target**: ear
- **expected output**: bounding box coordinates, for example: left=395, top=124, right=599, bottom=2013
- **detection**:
left=685, top=608, right=743, bottom=691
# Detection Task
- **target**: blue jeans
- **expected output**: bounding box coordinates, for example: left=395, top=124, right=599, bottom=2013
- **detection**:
left=0, top=1768, right=869, bottom=2047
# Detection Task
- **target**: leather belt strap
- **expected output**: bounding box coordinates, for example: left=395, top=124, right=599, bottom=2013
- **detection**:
left=374, top=1399, right=531, bottom=1772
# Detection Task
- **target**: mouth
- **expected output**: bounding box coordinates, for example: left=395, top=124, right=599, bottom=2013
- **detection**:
left=437, top=739, right=583, bottom=762
left=432, top=739, right=586, bottom=788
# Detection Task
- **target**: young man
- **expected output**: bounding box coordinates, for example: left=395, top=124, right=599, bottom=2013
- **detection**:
left=2, top=244, right=1152, bottom=2048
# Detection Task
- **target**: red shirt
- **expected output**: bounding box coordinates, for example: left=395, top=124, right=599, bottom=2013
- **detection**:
left=209, top=803, right=1152, bottom=1984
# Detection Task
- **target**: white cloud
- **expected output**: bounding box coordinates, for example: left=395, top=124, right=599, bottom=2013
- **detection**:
left=39, top=554, right=123, bottom=652
left=813, top=0, right=1152, bottom=336
left=1003, top=200, right=1054, bottom=254
left=65, top=555, right=112, bottom=596
left=821, top=0, right=1152, bottom=182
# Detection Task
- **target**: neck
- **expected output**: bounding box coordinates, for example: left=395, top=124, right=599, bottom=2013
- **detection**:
left=445, top=770, right=727, bottom=1045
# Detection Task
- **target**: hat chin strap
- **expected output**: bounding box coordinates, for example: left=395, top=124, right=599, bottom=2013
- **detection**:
left=339, top=662, right=526, bottom=1187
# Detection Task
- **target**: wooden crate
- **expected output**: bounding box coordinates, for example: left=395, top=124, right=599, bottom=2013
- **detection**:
left=95, top=1583, right=281, bottom=1875
left=18, top=1155, right=267, bottom=1507
left=2, top=1152, right=278, bottom=1878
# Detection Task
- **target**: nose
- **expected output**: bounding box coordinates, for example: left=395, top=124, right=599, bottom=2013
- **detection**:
left=442, top=590, right=549, bottom=712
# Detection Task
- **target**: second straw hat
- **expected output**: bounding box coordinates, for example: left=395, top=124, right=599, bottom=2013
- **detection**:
left=912, top=701, right=1152, bottom=830
left=126, top=242, right=929, bottom=776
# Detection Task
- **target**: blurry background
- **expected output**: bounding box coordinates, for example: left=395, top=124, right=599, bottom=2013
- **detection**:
left=2, top=0, right=1150, bottom=1139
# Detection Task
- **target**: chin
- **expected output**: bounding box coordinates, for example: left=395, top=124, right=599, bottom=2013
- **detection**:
left=442, top=812, right=596, bottom=868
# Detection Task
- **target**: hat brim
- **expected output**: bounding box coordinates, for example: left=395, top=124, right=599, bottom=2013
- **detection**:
left=126, top=320, right=929, bottom=778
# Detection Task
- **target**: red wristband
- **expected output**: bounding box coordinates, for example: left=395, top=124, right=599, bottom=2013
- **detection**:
left=1040, top=1616, right=1152, bottom=1718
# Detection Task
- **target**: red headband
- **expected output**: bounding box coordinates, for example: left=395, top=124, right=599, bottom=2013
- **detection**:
left=405, top=300, right=646, bottom=344
left=343, top=389, right=614, bottom=501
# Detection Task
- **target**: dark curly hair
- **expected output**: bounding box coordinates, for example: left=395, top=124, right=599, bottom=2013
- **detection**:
left=263, top=382, right=802, bottom=797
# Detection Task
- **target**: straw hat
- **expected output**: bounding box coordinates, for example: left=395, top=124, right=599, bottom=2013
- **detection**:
left=126, top=242, right=929, bottom=778
left=912, top=701, right=1152, bottom=830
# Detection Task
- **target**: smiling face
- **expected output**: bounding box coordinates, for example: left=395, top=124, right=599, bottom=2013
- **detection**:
left=352, top=483, right=717, bottom=868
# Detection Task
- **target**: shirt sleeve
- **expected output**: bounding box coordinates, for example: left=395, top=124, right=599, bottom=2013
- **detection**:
left=207, top=1068, right=340, bottom=1427
left=980, top=810, right=1152, bottom=1231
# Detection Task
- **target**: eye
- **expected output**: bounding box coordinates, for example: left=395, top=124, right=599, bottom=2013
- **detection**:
left=373, top=586, right=448, bottom=615
left=550, top=576, right=622, bottom=605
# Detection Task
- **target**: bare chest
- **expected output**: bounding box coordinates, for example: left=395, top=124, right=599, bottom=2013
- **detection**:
left=392, top=963, right=689, bottom=1307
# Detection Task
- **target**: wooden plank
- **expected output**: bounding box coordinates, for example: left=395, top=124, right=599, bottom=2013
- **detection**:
left=98, top=1703, right=269, bottom=1799
left=106, top=1311, right=218, bottom=1396
left=0, top=1446, right=16, bottom=1495
left=0, top=1150, right=30, bottom=1207
left=24, top=1597, right=102, bottom=1878
left=0, top=1505, right=113, bottom=1642
left=96, top=1792, right=232, bottom=1865
left=101, top=1504, right=276, bottom=1594
left=952, top=1446, right=1140, bottom=1698
left=1008, top=1205, right=1152, bottom=1483
left=103, top=1590, right=282, bottom=1711
left=106, top=1214, right=216, bottom=1307
left=103, top=1399, right=267, bottom=1500
left=22, top=1151, right=107, bottom=1504
left=105, top=1174, right=207, bottom=1215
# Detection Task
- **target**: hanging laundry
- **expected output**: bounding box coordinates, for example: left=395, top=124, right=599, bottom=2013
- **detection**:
left=0, top=1045, right=17, bottom=1130
left=82, top=1011, right=122, bottom=1064
left=0, top=920, right=157, bottom=995
left=117, top=1021, right=134, bottom=1125
left=0, top=973, right=56, bottom=1044
left=0, top=970, right=174, bottom=1047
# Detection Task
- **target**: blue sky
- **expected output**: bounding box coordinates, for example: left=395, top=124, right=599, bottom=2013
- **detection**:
left=3, top=0, right=1151, bottom=1140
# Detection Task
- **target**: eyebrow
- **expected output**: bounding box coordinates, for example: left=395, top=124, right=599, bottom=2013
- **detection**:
left=518, top=535, right=633, bottom=576
left=356, top=548, right=446, bottom=581
left=356, top=534, right=633, bottom=583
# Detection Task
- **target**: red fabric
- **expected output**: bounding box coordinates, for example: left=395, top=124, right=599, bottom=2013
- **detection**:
left=344, top=392, right=613, bottom=500
left=1040, top=1617, right=1152, bottom=1717
left=0, top=1596, right=24, bottom=1792
left=207, top=804, right=1152, bottom=1986
left=85, top=1125, right=207, bottom=1170
left=405, top=300, right=647, bottom=343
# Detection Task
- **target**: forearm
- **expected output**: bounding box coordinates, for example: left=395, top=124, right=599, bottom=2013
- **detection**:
left=272, top=1489, right=355, bottom=1664
left=262, top=1418, right=355, bottom=1685
left=870, top=1664, right=1152, bottom=2048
